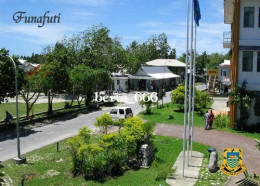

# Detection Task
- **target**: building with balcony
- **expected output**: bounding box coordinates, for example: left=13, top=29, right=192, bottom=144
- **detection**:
left=218, top=60, right=231, bottom=94
left=224, top=0, right=260, bottom=126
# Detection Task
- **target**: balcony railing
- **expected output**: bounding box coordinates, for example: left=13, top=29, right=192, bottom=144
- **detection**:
left=223, top=31, right=232, bottom=48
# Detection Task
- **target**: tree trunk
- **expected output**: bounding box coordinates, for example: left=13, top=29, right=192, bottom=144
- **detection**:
left=26, top=102, right=32, bottom=120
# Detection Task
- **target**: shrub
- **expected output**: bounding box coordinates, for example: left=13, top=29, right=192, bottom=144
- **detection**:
left=101, top=133, right=128, bottom=175
left=94, top=113, right=113, bottom=134
left=171, top=85, right=185, bottom=110
left=199, top=108, right=207, bottom=116
left=67, top=117, right=155, bottom=180
left=214, top=114, right=230, bottom=129
left=198, top=91, right=211, bottom=109
left=0, top=163, right=4, bottom=185
left=171, top=84, right=209, bottom=110
left=139, top=94, right=157, bottom=114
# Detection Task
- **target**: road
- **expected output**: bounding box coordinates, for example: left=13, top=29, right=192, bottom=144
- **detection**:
left=0, top=92, right=171, bottom=162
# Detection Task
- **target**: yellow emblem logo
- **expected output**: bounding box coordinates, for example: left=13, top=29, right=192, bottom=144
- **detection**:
left=220, top=148, right=246, bottom=176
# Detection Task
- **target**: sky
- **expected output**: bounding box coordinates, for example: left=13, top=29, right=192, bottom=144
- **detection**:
left=0, top=0, right=230, bottom=57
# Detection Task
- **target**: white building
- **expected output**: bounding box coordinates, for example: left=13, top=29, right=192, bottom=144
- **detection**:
left=111, top=72, right=130, bottom=93
left=130, top=66, right=181, bottom=92
left=18, top=58, right=40, bottom=73
left=224, top=0, right=260, bottom=125
left=218, top=60, right=231, bottom=94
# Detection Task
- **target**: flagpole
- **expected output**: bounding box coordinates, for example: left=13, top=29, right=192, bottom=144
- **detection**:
left=183, top=0, right=190, bottom=177
left=191, top=24, right=197, bottom=156
left=187, top=0, right=194, bottom=166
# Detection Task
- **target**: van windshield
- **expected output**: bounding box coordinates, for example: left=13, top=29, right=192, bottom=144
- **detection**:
left=110, top=109, right=117, bottom=114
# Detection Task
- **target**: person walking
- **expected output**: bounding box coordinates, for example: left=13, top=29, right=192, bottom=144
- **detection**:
left=209, top=110, right=215, bottom=129
left=204, top=111, right=210, bottom=130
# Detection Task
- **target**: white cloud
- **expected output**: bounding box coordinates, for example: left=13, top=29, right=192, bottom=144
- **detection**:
left=0, top=24, right=76, bottom=45
left=64, top=9, right=100, bottom=22
left=209, top=0, right=224, bottom=18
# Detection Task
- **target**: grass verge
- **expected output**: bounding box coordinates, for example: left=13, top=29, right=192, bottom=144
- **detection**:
left=139, top=103, right=206, bottom=127
left=0, top=102, right=78, bottom=121
left=0, top=135, right=227, bottom=186
left=139, top=103, right=260, bottom=140
left=214, top=127, right=260, bottom=140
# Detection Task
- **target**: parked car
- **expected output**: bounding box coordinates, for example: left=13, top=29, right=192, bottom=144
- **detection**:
left=109, top=107, right=133, bottom=120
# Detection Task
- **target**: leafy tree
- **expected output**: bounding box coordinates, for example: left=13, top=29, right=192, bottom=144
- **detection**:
left=94, top=69, right=112, bottom=94
left=125, top=33, right=172, bottom=73
left=21, top=69, right=43, bottom=119
left=178, top=53, right=187, bottom=63
left=196, top=51, right=209, bottom=74
left=169, top=48, right=176, bottom=59
left=42, top=44, right=71, bottom=114
left=156, top=33, right=171, bottom=59
left=94, top=113, right=114, bottom=134
left=207, top=53, right=229, bottom=69
left=0, top=48, right=24, bottom=104
left=228, top=81, right=256, bottom=129
left=69, top=65, right=95, bottom=105
left=21, top=53, right=44, bottom=64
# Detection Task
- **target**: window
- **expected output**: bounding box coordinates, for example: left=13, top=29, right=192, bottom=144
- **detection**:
left=110, top=109, right=117, bottom=114
left=242, top=51, right=253, bottom=72
left=126, top=108, right=132, bottom=115
left=117, top=80, right=120, bottom=85
left=119, top=109, right=124, bottom=114
left=254, top=95, right=260, bottom=116
left=258, top=52, right=260, bottom=72
left=259, top=7, right=260, bottom=27
left=244, top=7, right=255, bottom=27
left=223, top=70, right=227, bottom=77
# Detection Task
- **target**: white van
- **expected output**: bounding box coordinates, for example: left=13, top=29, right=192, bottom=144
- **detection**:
left=109, top=107, right=133, bottom=120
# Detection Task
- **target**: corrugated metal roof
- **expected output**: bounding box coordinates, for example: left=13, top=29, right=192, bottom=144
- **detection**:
left=146, top=59, right=186, bottom=67
left=132, top=66, right=180, bottom=80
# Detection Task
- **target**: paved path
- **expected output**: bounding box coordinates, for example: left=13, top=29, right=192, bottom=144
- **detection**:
left=154, top=124, right=260, bottom=185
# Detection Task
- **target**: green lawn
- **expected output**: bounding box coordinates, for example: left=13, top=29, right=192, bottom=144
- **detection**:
left=139, top=104, right=206, bottom=127
left=0, top=102, right=78, bottom=121
left=215, top=127, right=260, bottom=140
left=0, top=135, right=228, bottom=186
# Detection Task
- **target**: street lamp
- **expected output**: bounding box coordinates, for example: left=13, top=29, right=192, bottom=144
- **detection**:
left=2, top=55, right=26, bottom=164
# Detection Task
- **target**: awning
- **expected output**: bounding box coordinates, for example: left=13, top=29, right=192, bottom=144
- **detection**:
left=129, top=74, right=180, bottom=80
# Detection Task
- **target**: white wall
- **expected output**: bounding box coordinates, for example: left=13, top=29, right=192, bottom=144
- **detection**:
left=113, top=78, right=128, bottom=92
left=240, top=0, right=260, bottom=43
left=238, top=50, right=260, bottom=91
left=218, top=67, right=230, bottom=82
